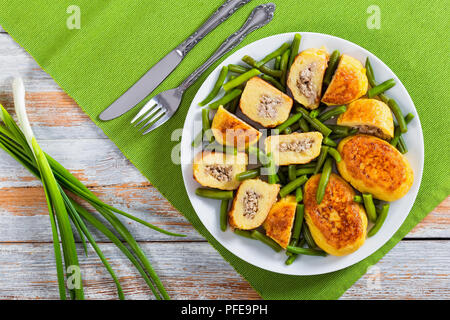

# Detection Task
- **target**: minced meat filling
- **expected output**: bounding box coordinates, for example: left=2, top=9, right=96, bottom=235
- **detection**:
left=297, top=63, right=317, bottom=103
left=243, top=190, right=261, bottom=219
left=258, top=94, right=282, bottom=119
left=354, top=125, right=388, bottom=139
left=205, top=165, right=233, bottom=182
left=279, top=138, right=315, bottom=153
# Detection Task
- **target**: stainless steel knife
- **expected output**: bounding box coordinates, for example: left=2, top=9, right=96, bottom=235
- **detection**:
left=99, top=0, right=252, bottom=121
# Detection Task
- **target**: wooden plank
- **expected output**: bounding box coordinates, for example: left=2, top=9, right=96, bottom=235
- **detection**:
left=0, top=139, right=148, bottom=188
left=0, top=34, right=60, bottom=92
left=0, top=242, right=260, bottom=300
left=342, top=240, right=450, bottom=300
left=0, top=185, right=202, bottom=242
left=0, top=92, right=104, bottom=139
left=0, top=240, right=448, bottom=300
left=0, top=185, right=448, bottom=242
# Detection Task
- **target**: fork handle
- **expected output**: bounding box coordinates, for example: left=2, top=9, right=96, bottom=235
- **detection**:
left=176, top=0, right=252, bottom=57
left=178, top=3, right=275, bottom=92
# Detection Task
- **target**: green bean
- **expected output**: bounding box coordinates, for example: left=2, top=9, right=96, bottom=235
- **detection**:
left=195, top=188, right=233, bottom=200
left=327, top=147, right=342, bottom=162
left=266, top=152, right=278, bottom=184
left=260, top=74, right=285, bottom=91
left=365, top=57, right=377, bottom=88
left=279, top=175, right=308, bottom=198
left=255, top=42, right=291, bottom=68
left=317, top=105, right=347, bottom=122
left=191, top=130, right=203, bottom=147
left=227, top=64, right=249, bottom=74
left=368, top=204, right=390, bottom=237
left=286, top=246, right=327, bottom=256
left=236, top=168, right=260, bottom=181
left=241, top=55, right=282, bottom=78
left=390, top=126, right=402, bottom=147
left=289, top=122, right=300, bottom=132
left=275, top=112, right=303, bottom=133
left=297, top=162, right=317, bottom=169
left=288, top=34, right=302, bottom=69
left=251, top=230, right=282, bottom=252
left=275, top=56, right=281, bottom=70
left=353, top=195, right=363, bottom=203
left=285, top=255, right=297, bottom=265
left=295, top=167, right=315, bottom=176
left=295, top=187, right=303, bottom=202
left=323, top=50, right=340, bottom=87
left=322, top=136, right=337, bottom=147
left=277, top=169, right=288, bottom=185
left=199, top=66, right=229, bottom=106
left=392, top=113, right=414, bottom=149
left=280, top=49, right=291, bottom=86
left=208, top=89, right=242, bottom=109
left=283, top=126, right=292, bottom=134
left=204, top=142, right=237, bottom=155
left=328, top=124, right=353, bottom=135
left=367, top=78, right=396, bottom=98
left=285, top=238, right=306, bottom=264
left=316, top=158, right=333, bottom=204
left=303, top=224, right=317, bottom=249
left=223, top=69, right=260, bottom=92
left=288, top=165, right=297, bottom=181
left=296, top=106, right=332, bottom=136
left=362, top=193, right=377, bottom=222
left=202, top=108, right=214, bottom=143
left=379, top=93, right=389, bottom=104
left=314, top=146, right=329, bottom=174
left=387, top=99, right=407, bottom=133
left=298, top=117, right=310, bottom=132
left=286, top=204, right=305, bottom=258
left=234, top=229, right=253, bottom=239
left=247, top=146, right=270, bottom=166
left=397, top=136, right=408, bottom=154
left=405, top=113, right=415, bottom=124
left=291, top=204, right=304, bottom=241
left=309, top=104, right=327, bottom=119
left=220, top=200, right=229, bottom=232
left=227, top=95, right=240, bottom=113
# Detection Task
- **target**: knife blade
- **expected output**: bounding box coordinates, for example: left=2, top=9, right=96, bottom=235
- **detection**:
left=99, top=0, right=252, bottom=121
left=99, top=50, right=182, bottom=121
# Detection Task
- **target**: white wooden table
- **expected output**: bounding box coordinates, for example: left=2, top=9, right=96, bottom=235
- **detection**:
left=0, top=28, right=449, bottom=300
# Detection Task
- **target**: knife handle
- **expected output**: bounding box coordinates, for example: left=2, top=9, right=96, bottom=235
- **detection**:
left=178, top=3, right=275, bottom=92
left=176, top=0, right=252, bottom=57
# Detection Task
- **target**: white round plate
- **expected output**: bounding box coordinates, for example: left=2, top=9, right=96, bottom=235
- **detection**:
left=180, top=32, right=424, bottom=275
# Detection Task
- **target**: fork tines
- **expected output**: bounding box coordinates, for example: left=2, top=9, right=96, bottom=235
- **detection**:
left=131, top=99, right=168, bottom=134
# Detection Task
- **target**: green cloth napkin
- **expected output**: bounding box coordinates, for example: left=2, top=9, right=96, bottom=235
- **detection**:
left=1, top=0, right=449, bottom=299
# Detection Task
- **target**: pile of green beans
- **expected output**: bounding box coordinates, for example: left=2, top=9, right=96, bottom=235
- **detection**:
left=192, top=35, right=408, bottom=267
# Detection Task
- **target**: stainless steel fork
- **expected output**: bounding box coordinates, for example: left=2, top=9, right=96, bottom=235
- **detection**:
left=131, top=3, right=275, bottom=134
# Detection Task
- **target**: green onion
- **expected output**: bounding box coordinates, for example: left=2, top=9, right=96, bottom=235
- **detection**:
left=0, top=78, right=184, bottom=300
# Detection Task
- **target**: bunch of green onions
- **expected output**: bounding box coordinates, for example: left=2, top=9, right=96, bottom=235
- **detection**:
left=0, top=78, right=185, bottom=299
